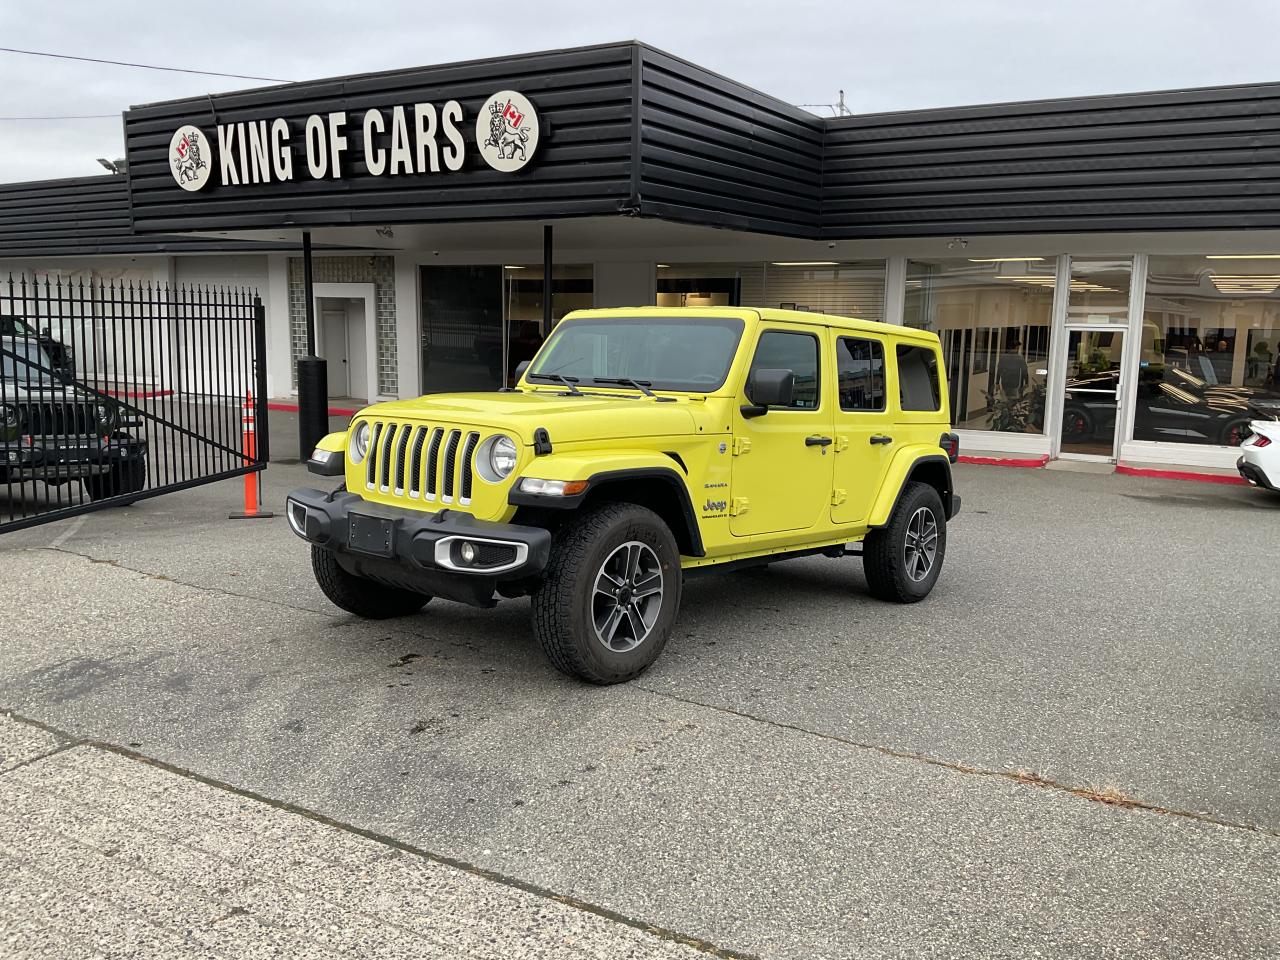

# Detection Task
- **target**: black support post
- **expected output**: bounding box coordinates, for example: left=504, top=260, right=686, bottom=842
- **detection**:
left=296, top=229, right=329, bottom=459
left=543, top=224, right=553, bottom=331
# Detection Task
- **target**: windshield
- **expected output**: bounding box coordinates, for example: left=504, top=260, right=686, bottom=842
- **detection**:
left=1, top=339, right=55, bottom=384
left=527, top=316, right=745, bottom=392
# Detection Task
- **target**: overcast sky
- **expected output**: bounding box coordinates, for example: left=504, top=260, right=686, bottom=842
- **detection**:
left=3, top=0, right=1279, bottom=183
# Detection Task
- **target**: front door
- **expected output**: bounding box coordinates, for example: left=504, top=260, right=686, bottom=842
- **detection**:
left=1058, top=327, right=1127, bottom=457
left=730, top=326, right=833, bottom=538
left=830, top=332, right=892, bottom=525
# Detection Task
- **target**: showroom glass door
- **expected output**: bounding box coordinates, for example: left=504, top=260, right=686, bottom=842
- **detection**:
left=1059, top=327, right=1127, bottom=457
left=1052, top=258, right=1135, bottom=459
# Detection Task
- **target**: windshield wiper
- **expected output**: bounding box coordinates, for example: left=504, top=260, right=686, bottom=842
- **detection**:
left=527, top=372, right=583, bottom=395
left=591, top=376, right=655, bottom=397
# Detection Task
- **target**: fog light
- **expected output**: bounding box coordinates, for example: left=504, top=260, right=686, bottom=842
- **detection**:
left=459, top=541, right=477, bottom=565
left=287, top=500, right=308, bottom=538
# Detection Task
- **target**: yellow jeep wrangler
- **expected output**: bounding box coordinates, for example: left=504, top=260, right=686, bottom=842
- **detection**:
left=287, top=307, right=960, bottom=684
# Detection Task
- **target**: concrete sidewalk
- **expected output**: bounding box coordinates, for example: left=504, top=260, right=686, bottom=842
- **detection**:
left=0, top=713, right=720, bottom=960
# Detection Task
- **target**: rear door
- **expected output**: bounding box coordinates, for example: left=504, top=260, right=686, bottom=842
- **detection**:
left=831, top=333, right=893, bottom=525
left=730, top=324, right=834, bottom=537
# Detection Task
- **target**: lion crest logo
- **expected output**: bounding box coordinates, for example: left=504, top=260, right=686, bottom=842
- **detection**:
left=169, top=125, right=212, bottom=192
left=475, top=91, right=539, bottom=173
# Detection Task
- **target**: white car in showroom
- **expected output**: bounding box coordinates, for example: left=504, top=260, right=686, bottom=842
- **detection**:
left=1238, top=421, right=1280, bottom=494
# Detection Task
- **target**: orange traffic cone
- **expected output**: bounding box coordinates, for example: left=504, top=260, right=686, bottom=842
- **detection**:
left=229, top=390, right=274, bottom=520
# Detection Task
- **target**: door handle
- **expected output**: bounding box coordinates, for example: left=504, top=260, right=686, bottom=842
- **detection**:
left=870, top=435, right=893, bottom=445
left=805, top=435, right=833, bottom=447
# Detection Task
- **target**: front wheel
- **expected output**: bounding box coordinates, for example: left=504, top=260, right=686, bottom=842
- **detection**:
left=84, top=456, right=147, bottom=502
left=531, top=503, right=682, bottom=684
left=310, top=546, right=431, bottom=619
left=862, top=482, right=947, bottom=603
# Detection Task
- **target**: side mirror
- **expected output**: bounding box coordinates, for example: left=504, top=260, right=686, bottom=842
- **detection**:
left=514, top=360, right=531, bottom=382
left=743, top=367, right=794, bottom=417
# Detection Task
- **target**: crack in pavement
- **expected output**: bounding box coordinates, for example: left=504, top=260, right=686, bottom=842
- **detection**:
left=0, top=709, right=759, bottom=960
left=42, top=545, right=331, bottom=618
left=633, top=685, right=1280, bottom=840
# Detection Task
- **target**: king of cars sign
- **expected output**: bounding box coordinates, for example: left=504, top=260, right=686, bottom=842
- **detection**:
left=167, top=91, right=540, bottom=191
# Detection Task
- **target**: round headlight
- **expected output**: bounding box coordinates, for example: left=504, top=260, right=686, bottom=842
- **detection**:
left=488, top=435, right=518, bottom=480
left=349, top=421, right=371, bottom=464
left=95, top=401, right=119, bottom=435
left=1, top=404, right=17, bottom=442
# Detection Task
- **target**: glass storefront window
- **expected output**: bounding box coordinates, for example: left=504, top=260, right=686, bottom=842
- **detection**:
left=1139, top=256, right=1280, bottom=447
left=502, top=264, right=593, bottom=384
left=420, top=265, right=502, bottom=394
left=1066, top=259, right=1131, bottom=325
left=762, top=261, right=885, bottom=322
left=419, top=264, right=592, bottom=393
left=656, top=264, right=744, bottom=307
left=657, top=261, right=886, bottom=321
left=904, top=258, right=1053, bottom=434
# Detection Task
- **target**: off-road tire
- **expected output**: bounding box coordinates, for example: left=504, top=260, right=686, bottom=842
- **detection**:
left=84, top=456, right=147, bottom=502
left=531, top=503, right=682, bottom=684
left=310, top=545, right=431, bottom=619
left=862, top=481, right=946, bottom=603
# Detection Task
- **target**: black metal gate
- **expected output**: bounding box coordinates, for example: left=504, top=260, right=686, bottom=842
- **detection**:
left=1, top=274, right=268, bottom=534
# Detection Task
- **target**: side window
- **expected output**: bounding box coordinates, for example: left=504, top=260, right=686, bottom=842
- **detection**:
left=836, top=337, right=886, bottom=412
left=748, top=330, right=820, bottom=409
left=896, top=343, right=942, bottom=412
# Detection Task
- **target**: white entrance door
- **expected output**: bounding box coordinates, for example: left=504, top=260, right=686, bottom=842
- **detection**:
left=319, top=297, right=368, bottom=400
left=320, top=301, right=349, bottom=397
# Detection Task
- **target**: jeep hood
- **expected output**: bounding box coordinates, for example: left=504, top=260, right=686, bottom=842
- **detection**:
left=363, top=390, right=700, bottom=444
left=1, top=381, right=96, bottom=403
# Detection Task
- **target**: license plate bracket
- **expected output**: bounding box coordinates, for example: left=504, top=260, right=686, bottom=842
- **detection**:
left=348, top=513, right=394, bottom=557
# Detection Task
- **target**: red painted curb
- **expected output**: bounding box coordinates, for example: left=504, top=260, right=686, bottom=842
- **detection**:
left=1115, top=464, right=1248, bottom=486
left=958, top=454, right=1050, bottom=468
left=267, top=401, right=359, bottom=417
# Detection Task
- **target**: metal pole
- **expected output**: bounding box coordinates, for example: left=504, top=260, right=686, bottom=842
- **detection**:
left=303, top=230, right=316, bottom=355
left=253, top=296, right=270, bottom=465
left=543, top=224, right=553, bottom=332
left=296, top=229, right=329, bottom=459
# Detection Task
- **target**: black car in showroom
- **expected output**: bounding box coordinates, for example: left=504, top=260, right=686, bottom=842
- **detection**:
left=1062, top=363, right=1280, bottom=447
left=1, top=336, right=147, bottom=500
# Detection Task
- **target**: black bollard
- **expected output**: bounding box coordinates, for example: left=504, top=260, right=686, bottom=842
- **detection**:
left=296, top=355, right=330, bottom=460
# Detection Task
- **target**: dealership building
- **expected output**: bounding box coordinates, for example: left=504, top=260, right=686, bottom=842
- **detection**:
left=4, top=40, right=1280, bottom=471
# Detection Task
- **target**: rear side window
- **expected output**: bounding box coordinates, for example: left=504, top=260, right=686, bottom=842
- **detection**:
left=896, top=344, right=942, bottom=412
left=749, top=330, right=821, bottom=409
left=836, top=337, right=885, bottom=411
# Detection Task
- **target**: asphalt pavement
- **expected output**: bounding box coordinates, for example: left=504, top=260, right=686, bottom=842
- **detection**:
left=0, top=457, right=1277, bottom=958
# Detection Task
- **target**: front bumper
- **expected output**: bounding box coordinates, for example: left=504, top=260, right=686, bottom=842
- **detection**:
left=1, top=436, right=146, bottom=480
left=1237, top=456, right=1278, bottom=492
left=286, top=487, right=552, bottom=606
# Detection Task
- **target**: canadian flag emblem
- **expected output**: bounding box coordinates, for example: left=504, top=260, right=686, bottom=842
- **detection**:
left=478, top=90, right=539, bottom=171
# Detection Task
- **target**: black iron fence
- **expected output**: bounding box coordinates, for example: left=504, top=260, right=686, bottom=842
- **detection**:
left=1, top=275, right=267, bottom=534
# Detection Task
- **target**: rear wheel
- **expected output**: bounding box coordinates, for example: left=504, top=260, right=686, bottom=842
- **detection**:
left=310, top=545, right=431, bottom=619
left=1220, top=418, right=1250, bottom=447
left=532, top=503, right=681, bottom=684
left=862, top=482, right=947, bottom=603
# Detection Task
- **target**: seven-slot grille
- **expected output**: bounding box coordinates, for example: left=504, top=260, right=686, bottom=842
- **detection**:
left=17, top=401, right=97, bottom=437
left=362, top=420, right=487, bottom=507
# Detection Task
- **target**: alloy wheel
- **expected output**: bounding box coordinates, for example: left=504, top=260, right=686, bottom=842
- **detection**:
left=903, top=507, right=939, bottom=583
left=592, top=541, right=664, bottom=653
